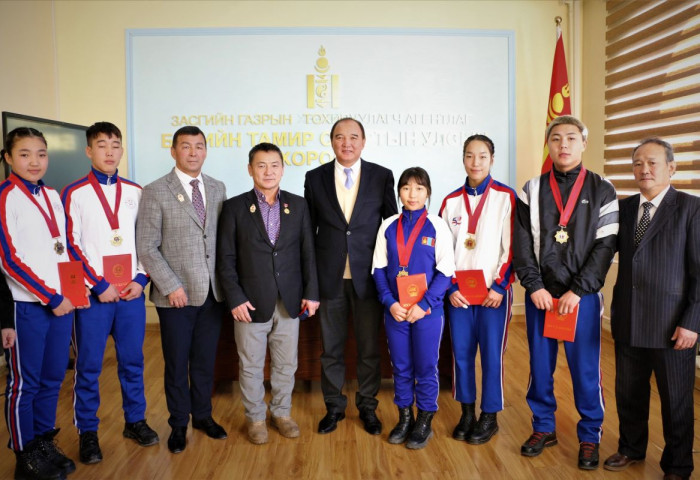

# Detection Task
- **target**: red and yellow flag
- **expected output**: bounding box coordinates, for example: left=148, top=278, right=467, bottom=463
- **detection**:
left=541, top=24, right=571, bottom=173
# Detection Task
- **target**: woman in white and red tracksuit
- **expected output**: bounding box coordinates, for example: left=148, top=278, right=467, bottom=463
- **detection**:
left=1, top=127, right=79, bottom=479
left=439, top=134, right=516, bottom=445
left=372, top=167, right=454, bottom=450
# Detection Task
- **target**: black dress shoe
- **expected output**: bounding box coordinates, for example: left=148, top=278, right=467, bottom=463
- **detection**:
left=318, top=411, right=345, bottom=434
left=359, top=409, right=382, bottom=435
left=123, top=420, right=160, bottom=446
left=521, top=431, right=557, bottom=457
left=79, top=431, right=102, bottom=464
left=168, top=427, right=187, bottom=454
left=578, top=442, right=599, bottom=470
left=192, top=417, right=227, bottom=439
left=603, top=452, right=643, bottom=471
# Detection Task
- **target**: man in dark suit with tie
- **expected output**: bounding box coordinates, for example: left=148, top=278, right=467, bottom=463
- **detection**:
left=304, top=118, right=397, bottom=435
left=217, top=142, right=319, bottom=445
left=604, top=138, right=700, bottom=480
left=136, top=126, right=228, bottom=454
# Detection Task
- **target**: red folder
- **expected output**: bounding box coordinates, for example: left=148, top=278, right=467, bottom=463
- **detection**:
left=58, top=261, right=89, bottom=307
left=396, top=273, right=427, bottom=309
left=455, top=270, right=488, bottom=306
left=103, top=254, right=132, bottom=292
left=543, top=298, right=579, bottom=342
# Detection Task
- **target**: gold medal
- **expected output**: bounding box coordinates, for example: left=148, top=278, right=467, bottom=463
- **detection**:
left=555, top=228, right=569, bottom=244
left=464, top=235, right=476, bottom=250
left=110, top=231, right=123, bottom=247
left=250, top=204, right=256, bottom=213
left=54, top=240, right=65, bottom=255
left=397, top=269, right=409, bottom=277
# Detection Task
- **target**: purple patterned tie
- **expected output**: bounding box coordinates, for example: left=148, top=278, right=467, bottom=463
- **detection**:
left=190, top=179, right=206, bottom=225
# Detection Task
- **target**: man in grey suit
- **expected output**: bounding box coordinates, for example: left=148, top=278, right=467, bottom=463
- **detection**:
left=136, top=126, right=227, bottom=454
left=604, top=138, right=700, bottom=480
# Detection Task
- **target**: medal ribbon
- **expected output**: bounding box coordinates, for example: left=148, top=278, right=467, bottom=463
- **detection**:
left=548, top=166, right=587, bottom=228
left=9, top=173, right=60, bottom=238
left=88, top=171, right=122, bottom=231
left=396, top=210, right=428, bottom=269
left=462, top=178, right=493, bottom=236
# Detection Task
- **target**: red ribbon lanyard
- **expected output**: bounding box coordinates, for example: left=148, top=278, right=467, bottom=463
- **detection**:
left=9, top=174, right=60, bottom=237
left=88, top=171, right=122, bottom=230
left=548, top=167, right=587, bottom=228
left=462, top=178, right=493, bottom=235
left=396, top=210, right=428, bottom=269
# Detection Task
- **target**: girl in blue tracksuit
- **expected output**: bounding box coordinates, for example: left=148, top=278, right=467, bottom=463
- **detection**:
left=439, top=134, right=516, bottom=445
left=372, top=167, right=454, bottom=450
left=1, top=127, right=82, bottom=479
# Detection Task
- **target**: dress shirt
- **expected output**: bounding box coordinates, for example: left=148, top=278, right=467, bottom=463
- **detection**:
left=637, top=185, right=670, bottom=224
left=174, top=167, right=206, bottom=206
left=334, top=159, right=361, bottom=278
left=254, top=187, right=281, bottom=245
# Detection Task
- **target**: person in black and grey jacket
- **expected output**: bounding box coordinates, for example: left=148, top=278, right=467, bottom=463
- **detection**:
left=513, top=115, right=619, bottom=471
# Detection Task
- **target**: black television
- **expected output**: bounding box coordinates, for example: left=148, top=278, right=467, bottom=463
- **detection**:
left=2, top=112, right=89, bottom=193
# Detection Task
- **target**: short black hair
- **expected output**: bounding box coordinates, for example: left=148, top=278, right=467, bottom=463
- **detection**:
left=397, top=166, right=432, bottom=198
left=86, top=122, right=122, bottom=146
left=330, top=117, right=365, bottom=139
left=172, top=126, right=206, bottom=148
left=632, top=137, right=674, bottom=163
left=248, top=142, right=284, bottom=165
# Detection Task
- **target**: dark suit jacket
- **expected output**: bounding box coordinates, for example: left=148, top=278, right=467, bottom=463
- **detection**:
left=216, top=189, right=319, bottom=323
left=304, top=160, right=397, bottom=300
left=611, top=187, right=700, bottom=348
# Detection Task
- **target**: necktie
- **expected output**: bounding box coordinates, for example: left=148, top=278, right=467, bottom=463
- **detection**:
left=634, top=201, right=652, bottom=247
left=190, top=179, right=206, bottom=225
left=344, top=168, right=354, bottom=189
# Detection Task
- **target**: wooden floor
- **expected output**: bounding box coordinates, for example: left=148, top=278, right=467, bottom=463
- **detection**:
left=1, top=317, right=698, bottom=479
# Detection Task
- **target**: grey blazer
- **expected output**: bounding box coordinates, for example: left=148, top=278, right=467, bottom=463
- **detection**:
left=136, top=168, right=226, bottom=308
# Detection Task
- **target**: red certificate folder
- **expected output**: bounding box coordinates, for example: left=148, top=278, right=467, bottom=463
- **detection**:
left=103, top=254, right=132, bottom=292
left=58, top=261, right=89, bottom=307
left=455, top=270, right=488, bottom=306
left=396, top=273, right=427, bottom=308
left=543, top=299, right=579, bottom=342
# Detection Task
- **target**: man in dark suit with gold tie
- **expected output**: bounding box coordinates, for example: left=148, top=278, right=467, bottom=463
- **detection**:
left=605, top=138, right=700, bottom=480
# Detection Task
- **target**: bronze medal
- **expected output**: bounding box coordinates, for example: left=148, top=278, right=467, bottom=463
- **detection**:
left=464, top=235, right=476, bottom=250
left=54, top=240, right=65, bottom=255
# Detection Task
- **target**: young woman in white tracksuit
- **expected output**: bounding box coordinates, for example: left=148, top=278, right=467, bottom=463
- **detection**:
left=1, top=127, right=81, bottom=480
left=439, top=134, right=516, bottom=445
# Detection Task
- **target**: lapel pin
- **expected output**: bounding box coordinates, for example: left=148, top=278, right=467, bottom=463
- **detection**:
left=283, top=203, right=290, bottom=214
left=177, top=194, right=184, bottom=202
left=250, top=204, right=256, bottom=213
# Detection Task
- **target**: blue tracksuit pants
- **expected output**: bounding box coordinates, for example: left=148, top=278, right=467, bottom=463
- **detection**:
left=525, top=292, right=604, bottom=443
left=4, top=302, right=72, bottom=451
left=448, top=288, right=512, bottom=413
left=384, top=309, right=444, bottom=412
left=72, top=294, right=146, bottom=433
